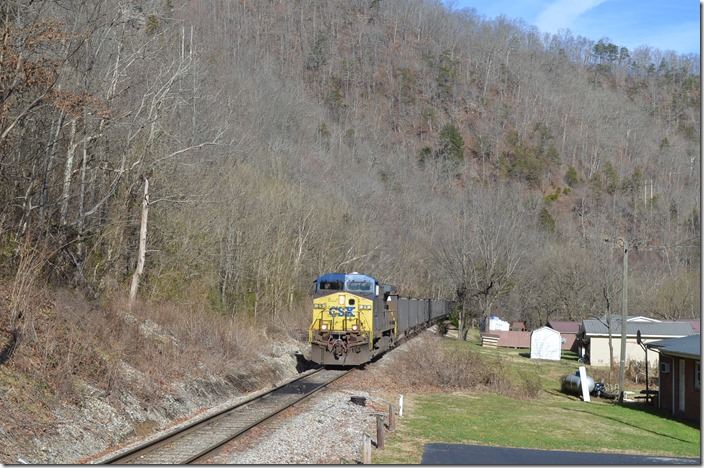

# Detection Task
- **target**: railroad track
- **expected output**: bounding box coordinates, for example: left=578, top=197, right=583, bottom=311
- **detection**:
left=102, top=368, right=350, bottom=464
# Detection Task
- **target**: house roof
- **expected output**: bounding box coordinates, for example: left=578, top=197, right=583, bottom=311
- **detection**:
left=580, top=319, right=694, bottom=338
left=624, top=316, right=662, bottom=323
left=645, top=334, right=701, bottom=359
left=547, top=321, right=580, bottom=333
left=663, top=319, right=701, bottom=334
left=592, top=315, right=662, bottom=323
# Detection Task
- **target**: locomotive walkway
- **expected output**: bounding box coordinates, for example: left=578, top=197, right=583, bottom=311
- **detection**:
left=421, top=443, right=701, bottom=465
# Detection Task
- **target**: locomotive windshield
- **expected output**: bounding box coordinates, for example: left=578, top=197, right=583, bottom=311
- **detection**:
left=346, top=281, right=373, bottom=292
left=315, top=273, right=376, bottom=294
left=319, top=280, right=344, bottom=291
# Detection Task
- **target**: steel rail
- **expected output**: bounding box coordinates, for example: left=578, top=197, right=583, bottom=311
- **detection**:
left=102, top=368, right=350, bottom=464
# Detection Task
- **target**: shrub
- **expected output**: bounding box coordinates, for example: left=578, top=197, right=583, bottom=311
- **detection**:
left=565, top=166, right=579, bottom=187
left=387, top=334, right=541, bottom=399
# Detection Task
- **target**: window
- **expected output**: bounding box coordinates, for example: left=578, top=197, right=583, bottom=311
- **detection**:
left=346, top=281, right=372, bottom=292
left=695, top=361, right=701, bottom=390
left=319, top=281, right=343, bottom=291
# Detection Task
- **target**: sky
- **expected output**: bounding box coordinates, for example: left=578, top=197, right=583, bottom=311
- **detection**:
left=443, top=0, right=700, bottom=56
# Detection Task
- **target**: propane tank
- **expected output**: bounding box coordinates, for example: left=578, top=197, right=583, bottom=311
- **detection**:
left=562, top=370, right=595, bottom=394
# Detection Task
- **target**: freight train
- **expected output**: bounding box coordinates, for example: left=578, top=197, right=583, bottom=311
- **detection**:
left=308, top=272, right=451, bottom=366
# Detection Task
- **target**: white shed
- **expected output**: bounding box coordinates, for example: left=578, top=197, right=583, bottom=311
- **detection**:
left=530, top=327, right=562, bottom=360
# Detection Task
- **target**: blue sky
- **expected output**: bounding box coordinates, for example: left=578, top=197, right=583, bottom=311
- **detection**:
left=443, top=0, right=700, bottom=56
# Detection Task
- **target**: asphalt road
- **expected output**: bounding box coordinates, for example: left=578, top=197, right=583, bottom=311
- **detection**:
left=421, top=443, right=701, bottom=465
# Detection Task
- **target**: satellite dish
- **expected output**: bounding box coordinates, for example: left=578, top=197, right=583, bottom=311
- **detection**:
left=636, top=329, right=642, bottom=345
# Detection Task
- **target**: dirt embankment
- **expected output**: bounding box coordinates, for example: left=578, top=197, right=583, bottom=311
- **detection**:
left=0, top=285, right=315, bottom=464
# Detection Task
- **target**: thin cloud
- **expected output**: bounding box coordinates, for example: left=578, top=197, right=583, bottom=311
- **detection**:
left=535, top=0, right=609, bottom=34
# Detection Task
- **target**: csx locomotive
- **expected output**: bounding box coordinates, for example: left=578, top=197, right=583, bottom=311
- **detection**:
left=308, top=272, right=450, bottom=366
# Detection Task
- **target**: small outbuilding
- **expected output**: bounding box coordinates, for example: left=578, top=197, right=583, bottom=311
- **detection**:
left=484, top=316, right=510, bottom=332
left=530, top=326, right=562, bottom=361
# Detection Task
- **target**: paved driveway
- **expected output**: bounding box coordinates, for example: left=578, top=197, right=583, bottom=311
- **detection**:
left=421, top=443, right=701, bottom=465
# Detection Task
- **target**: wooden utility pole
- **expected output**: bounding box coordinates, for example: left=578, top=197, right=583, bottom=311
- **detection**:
left=618, top=237, right=628, bottom=405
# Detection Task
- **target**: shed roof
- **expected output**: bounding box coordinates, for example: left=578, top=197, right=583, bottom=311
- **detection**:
left=547, top=321, right=580, bottom=333
left=580, top=319, right=693, bottom=338
left=532, top=326, right=560, bottom=336
left=645, top=334, right=701, bottom=359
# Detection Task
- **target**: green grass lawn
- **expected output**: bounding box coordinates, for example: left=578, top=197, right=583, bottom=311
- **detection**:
left=373, top=334, right=701, bottom=464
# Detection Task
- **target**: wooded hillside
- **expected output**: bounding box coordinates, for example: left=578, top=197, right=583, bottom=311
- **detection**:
left=1, top=0, right=699, bottom=340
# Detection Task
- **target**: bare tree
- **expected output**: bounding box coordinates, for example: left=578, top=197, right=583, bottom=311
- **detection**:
left=432, top=182, right=539, bottom=340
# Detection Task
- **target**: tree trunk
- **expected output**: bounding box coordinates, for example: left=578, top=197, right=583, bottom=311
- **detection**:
left=60, top=118, right=78, bottom=225
left=40, top=111, right=65, bottom=222
left=129, top=178, right=149, bottom=310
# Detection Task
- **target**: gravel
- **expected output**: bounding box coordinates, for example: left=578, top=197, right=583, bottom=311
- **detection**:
left=208, top=385, right=390, bottom=464
left=7, top=331, right=414, bottom=465
left=203, top=344, right=410, bottom=465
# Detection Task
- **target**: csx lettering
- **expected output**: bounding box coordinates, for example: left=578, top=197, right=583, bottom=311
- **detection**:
left=328, top=307, right=355, bottom=317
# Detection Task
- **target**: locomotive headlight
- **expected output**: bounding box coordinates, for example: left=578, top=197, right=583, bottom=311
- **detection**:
left=338, top=295, right=345, bottom=305
left=320, top=323, right=329, bottom=331
left=351, top=324, right=359, bottom=331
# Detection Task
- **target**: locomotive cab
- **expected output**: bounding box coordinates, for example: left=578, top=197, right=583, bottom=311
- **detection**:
left=309, top=273, right=396, bottom=366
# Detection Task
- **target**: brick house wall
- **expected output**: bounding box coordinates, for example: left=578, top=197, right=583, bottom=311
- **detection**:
left=682, top=359, right=700, bottom=422
left=658, top=355, right=700, bottom=423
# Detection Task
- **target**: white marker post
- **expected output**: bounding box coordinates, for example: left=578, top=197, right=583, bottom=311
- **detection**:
left=399, top=394, right=404, bottom=417
left=579, top=365, right=591, bottom=403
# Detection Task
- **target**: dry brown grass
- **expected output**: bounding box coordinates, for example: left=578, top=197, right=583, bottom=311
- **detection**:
left=0, top=271, right=298, bottom=463
left=101, top=296, right=271, bottom=401
left=0, top=276, right=279, bottom=417
left=385, top=334, right=542, bottom=399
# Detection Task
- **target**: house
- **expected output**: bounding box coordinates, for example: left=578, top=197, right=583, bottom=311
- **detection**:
left=530, top=327, right=561, bottom=360
left=577, top=316, right=694, bottom=367
left=645, top=335, right=700, bottom=423
left=547, top=320, right=580, bottom=352
left=511, top=322, right=526, bottom=332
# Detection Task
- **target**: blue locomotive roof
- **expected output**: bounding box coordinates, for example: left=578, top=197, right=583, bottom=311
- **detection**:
left=316, top=273, right=376, bottom=284
left=315, top=273, right=397, bottom=295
